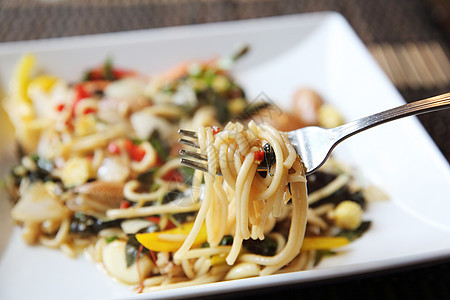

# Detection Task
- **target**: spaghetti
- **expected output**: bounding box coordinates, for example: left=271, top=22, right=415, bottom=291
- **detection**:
left=3, top=52, right=372, bottom=293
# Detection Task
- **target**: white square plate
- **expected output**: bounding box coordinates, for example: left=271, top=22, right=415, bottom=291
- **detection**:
left=1, top=12, right=450, bottom=300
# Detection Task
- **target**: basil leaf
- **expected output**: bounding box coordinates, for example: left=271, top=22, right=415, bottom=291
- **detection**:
left=336, top=221, right=372, bottom=242
left=125, top=235, right=149, bottom=268
left=149, top=131, right=170, bottom=162
left=243, top=236, right=277, bottom=256
left=103, top=58, right=114, bottom=81
left=105, top=235, right=119, bottom=244
left=313, top=250, right=336, bottom=267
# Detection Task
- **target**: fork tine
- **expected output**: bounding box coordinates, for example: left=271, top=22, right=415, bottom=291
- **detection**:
left=179, top=138, right=200, bottom=149
left=179, top=149, right=207, bottom=161
left=178, top=129, right=198, bottom=139
left=180, top=158, right=222, bottom=175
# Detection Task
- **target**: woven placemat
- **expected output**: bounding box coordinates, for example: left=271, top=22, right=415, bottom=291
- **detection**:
left=0, top=0, right=448, bottom=161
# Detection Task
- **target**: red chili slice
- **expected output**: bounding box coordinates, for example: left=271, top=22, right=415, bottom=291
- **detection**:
left=212, top=126, right=221, bottom=134
left=254, top=150, right=265, bottom=162
left=161, top=169, right=184, bottom=182
left=124, top=139, right=146, bottom=162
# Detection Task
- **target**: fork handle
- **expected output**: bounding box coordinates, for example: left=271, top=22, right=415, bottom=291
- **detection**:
left=331, top=92, right=450, bottom=142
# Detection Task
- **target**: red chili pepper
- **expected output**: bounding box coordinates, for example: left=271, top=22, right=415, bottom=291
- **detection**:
left=107, top=142, right=121, bottom=154
left=56, top=104, right=65, bottom=112
left=83, top=107, right=97, bottom=115
left=212, top=126, right=221, bottom=135
left=71, top=84, right=90, bottom=117
left=88, top=69, right=103, bottom=81
left=145, top=216, right=176, bottom=230
left=124, top=139, right=146, bottom=162
left=254, top=150, right=265, bottom=162
left=75, top=84, right=90, bottom=102
left=164, top=220, right=176, bottom=230
left=113, top=69, right=134, bottom=79
left=145, top=216, right=160, bottom=224
left=161, top=169, right=184, bottom=182
left=120, top=200, right=131, bottom=209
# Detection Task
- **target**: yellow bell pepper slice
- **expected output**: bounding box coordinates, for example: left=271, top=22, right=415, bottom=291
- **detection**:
left=136, top=222, right=207, bottom=253
left=210, top=253, right=227, bottom=266
left=301, top=236, right=349, bottom=251
left=28, top=75, right=58, bottom=93
left=11, top=53, right=36, bottom=103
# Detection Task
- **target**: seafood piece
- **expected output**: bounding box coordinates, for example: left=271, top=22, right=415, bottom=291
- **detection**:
left=67, top=181, right=125, bottom=215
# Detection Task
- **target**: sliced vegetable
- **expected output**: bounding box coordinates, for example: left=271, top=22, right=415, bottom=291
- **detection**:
left=161, top=169, right=183, bottom=182
left=301, top=236, right=349, bottom=251
left=69, top=213, right=122, bottom=237
left=124, top=139, right=146, bottom=161
left=106, top=235, right=120, bottom=244
left=313, top=250, right=336, bottom=266
left=126, top=235, right=150, bottom=267
left=243, top=236, right=278, bottom=256
left=336, top=221, right=371, bottom=242
left=149, top=132, right=170, bottom=162
left=211, top=253, right=227, bottom=266
left=254, top=150, right=264, bottom=162
left=28, top=75, right=58, bottom=92
left=11, top=53, right=35, bottom=104
left=135, top=222, right=207, bottom=252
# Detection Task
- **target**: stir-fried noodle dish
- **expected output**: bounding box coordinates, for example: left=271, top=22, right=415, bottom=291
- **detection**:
left=3, top=49, right=373, bottom=292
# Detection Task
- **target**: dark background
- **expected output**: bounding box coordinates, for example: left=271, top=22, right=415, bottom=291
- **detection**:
left=0, top=0, right=449, bottom=299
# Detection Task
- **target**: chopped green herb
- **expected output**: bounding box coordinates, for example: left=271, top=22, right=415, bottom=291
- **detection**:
left=150, top=182, right=160, bottom=192
left=314, top=250, right=337, bottom=266
left=178, top=166, right=195, bottom=185
left=131, top=138, right=143, bottom=145
left=219, top=235, right=233, bottom=246
left=137, top=168, right=158, bottom=185
left=201, top=235, right=234, bottom=248
left=149, top=131, right=170, bottom=162
left=106, top=235, right=119, bottom=244
left=125, top=235, right=149, bottom=268
left=103, top=58, right=114, bottom=81
left=336, top=221, right=371, bottom=242
left=243, top=236, right=277, bottom=256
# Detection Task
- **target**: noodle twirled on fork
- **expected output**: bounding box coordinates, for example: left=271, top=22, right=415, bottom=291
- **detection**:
left=173, top=121, right=308, bottom=276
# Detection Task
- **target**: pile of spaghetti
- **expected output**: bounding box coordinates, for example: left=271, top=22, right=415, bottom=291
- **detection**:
left=3, top=52, right=371, bottom=292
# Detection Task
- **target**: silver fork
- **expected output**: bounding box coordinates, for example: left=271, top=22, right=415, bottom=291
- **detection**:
left=179, top=92, right=450, bottom=175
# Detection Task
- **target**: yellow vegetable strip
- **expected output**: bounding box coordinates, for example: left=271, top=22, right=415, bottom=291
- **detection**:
left=136, top=222, right=207, bottom=252
left=301, top=236, right=349, bottom=251
left=11, top=53, right=35, bottom=104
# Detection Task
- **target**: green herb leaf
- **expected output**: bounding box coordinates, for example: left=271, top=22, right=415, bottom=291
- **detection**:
left=336, top=221, right=372, bottom=242
left=219, top=235, right=233, bottom=246
left=137, top=168, right=158, bottom=185
left=178, top=166, right=195, bottom=185
left=132, top=138, right=143, bottom=145
left=103, top=58, right=114, bottom=81
left=105, top=235, right=119, bottom=244
left=125, top=235, right=149, bottom=268
left=314, top=250, right=337, bottom=266
left=201, top=235, right=233, bottom=248
left=149, top=131, right=170, bottom=162
left=243, top=236, right=278, bottom=256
